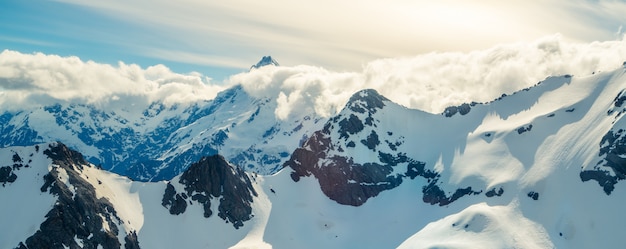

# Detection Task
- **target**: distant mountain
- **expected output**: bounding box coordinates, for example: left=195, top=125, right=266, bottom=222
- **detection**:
left=250, top=56, right=279, bottom=70
left=0, top=78, right=326, bottom=181
left=3, top=65, right=626, bottom=248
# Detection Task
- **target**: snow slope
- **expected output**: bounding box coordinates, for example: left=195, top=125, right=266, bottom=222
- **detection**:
left=4, top=64, right=626, bottom=248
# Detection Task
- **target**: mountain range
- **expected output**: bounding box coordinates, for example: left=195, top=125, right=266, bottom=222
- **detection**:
left=1, top=58, right=626, bottom=248
left=0, top=57, right=325, bottom=181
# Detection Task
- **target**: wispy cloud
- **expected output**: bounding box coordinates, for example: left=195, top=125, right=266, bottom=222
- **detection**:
left=53, top=0, right=626, bottom=72
left=0, top=35, right=58, bottom=47
left=138, top=48, right=252, bottom=69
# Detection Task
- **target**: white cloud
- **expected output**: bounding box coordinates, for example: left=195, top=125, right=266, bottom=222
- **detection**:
left=0, top=50, right=225, bottom=110
left=2, top=35, right=626, bottom=120
left=231, top=35, right=626, bottom=119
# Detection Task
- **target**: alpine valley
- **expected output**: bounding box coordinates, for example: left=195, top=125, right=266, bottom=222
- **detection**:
left=2, top=58, right=626, bottom=249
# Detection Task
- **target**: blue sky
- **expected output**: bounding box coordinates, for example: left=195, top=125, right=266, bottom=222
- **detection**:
left=2, top=0, right=626, bottom=81
left=0, top=1, right=242, bottom=79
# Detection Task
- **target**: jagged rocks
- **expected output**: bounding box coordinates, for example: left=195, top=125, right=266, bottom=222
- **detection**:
left=19, top=143, right=136, bottom=249
left=0, top=166, right=17, bottom=185
left=287, top=129, right=405, bottom=206
left=346, top=89, right=387, bottom=114
left=517, top=124, right=533, bottom=134
left=608, top=90, right=626, bottom=119
left=162, top=183, right=187, bottom=215
left=286, top=129, right=438, bottom=206
left=581, top=128, right=626, bottom=194
left=360, top=131, right=380, bottom=150
left=338, top=114, right=364, bottom=139
left=250, top=56, right=279, bottom=70
left=422, top=183, right=480, bottom=206
left=443, top=103, right=472, bottom=117
left=286, top=89, right=482, bottom=207
left=485, top=187, right=504, bottom=197
left=124, top=232, right=141, bottom=249
left=161, top=155, right=258, bottom=229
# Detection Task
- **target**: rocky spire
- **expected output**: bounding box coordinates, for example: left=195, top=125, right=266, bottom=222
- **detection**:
left=250, top=56, right=279, bottom=70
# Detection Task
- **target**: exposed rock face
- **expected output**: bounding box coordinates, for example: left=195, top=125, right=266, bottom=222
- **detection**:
left=288, top=131, right=404, bottom=206
left=517, top=124, right=533, bottom=134
left=18, top=143, right=140, bottom=249
left=162, top=183, right=187, bottom=215
left=0, top=152, right=30, bottom=185
left=580, top=91, right=626, bottom=194
left=161, top=155, right=258, bottom=229
left=580, top=128, right=626, bottom=194
left=527, top=191, right=540, bottom=200
left=0, top=166, right=17, bottom=184
left=250, top=56, right=279, bottom=70
left=443, top=103, right=473, bottom=117
left=485, top=187, right=504, bottom=197
left=286, top=89, right=478, bottom=206
left=346, top=89, right=387, bottom=114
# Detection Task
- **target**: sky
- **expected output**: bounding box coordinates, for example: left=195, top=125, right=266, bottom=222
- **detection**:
left=2, top=0, right=626, bottom=79
left=2, top=0, right=626, bottom=117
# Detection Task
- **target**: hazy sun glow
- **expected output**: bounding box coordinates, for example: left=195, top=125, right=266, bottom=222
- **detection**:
left=2, top=0, right=625, bottom=79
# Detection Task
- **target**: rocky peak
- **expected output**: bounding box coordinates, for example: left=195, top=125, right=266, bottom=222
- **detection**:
left=19, top=143, right=140, bottom=249
left=250, top=56, right=279, bottom=70
left=43, top=142, right=89, bottom=171
left=345, top=89, right=388, bottom=114
left=161, top=154, right=258, bottom=229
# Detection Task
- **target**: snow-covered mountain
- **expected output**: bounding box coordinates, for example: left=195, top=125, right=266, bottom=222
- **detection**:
left=3, top=64, right=626, bottom=248
left=0, top=57, right=326, bottom=181
left=250, top=56, right=279, bottom=70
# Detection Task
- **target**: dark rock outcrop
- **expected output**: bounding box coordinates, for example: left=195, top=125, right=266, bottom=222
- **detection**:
left=161, top=155, right=258, bottom=229
left=0, top=166, right=17, bottom=185
left=338, top=114, right=364, bottom=139
left=485, top=187, right=504, bottom=197
left=286, top=89, right=482, bottom=207
left=162, top=183, right=187, bottom=215
left=517, top=124, right=533, bottom=134
left=422, top=183, right=480, bottom=206
left=443, top=103, right=472, bottom=117
left=346, top=89, right=387, bottom=114
left=19, top=143, right=139, bottom=249
left=608, top=90, right=626, bottom=118
left=287, top=131, right=406, bottom=206
left=581, top=128, right=626, bottom=194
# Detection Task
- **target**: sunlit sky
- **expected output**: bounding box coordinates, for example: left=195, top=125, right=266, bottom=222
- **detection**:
left=2, top=0, right=626, bottom=80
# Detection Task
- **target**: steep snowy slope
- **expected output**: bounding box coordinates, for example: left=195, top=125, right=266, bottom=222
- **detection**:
left=283, top=65, right=626, bottom=248
left=1, top=143, right=267, bottom=248
left=146, top=84, right=325, bottom=180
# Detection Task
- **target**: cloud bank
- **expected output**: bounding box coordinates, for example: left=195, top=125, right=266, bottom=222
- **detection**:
left=0, top=50, right=225, bottom=111
left=231, top=35, right=626, bottom=119
left=2, top=35, right=626, bottom=119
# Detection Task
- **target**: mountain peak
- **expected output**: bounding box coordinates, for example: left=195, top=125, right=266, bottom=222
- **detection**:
left=250, top=56, right=279, bottom=70
left=346, top=89, right=388, bottom=114
left=162, top=154, right=258, bottom=229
